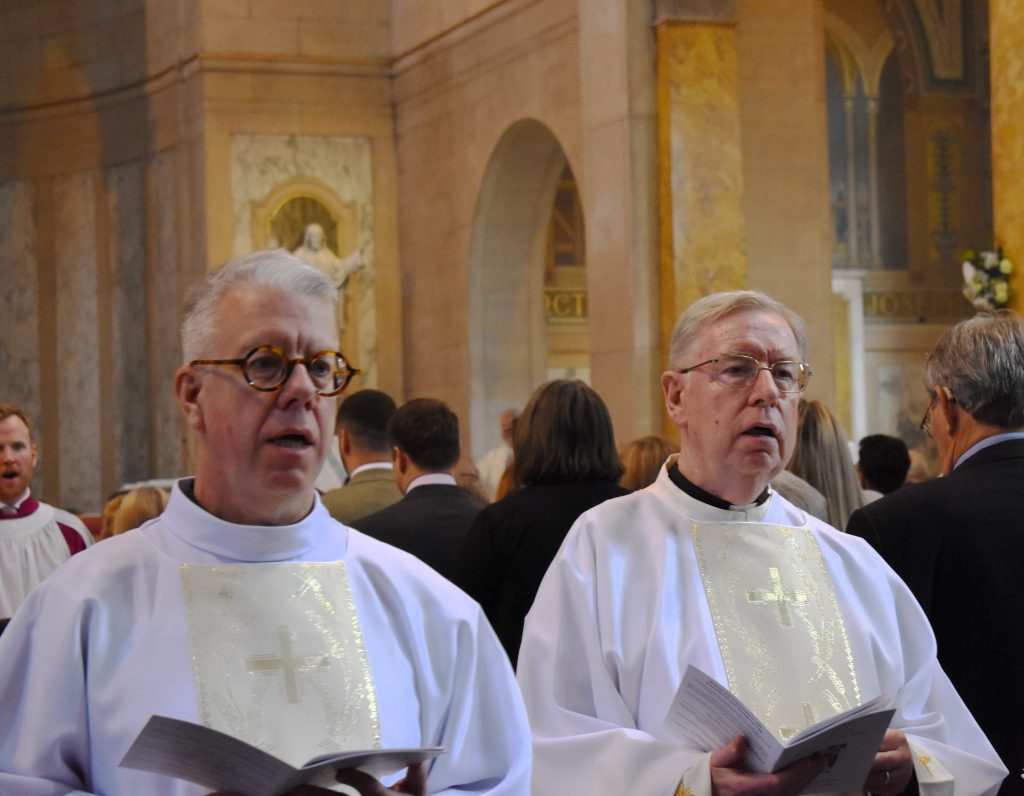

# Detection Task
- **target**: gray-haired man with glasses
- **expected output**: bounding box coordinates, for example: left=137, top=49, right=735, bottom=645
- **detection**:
left=0, top=249, right=531, bottom=795
left=849, top=311, right=1024, bottom=796
left=517, top=290, right=1005, bottom=796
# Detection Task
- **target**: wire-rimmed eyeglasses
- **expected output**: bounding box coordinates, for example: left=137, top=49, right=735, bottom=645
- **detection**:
left=190, top=345, right=360, bottom=397
left=678, top=352, right=812, bottom=394
left=919, top=392, right=936, bottom=436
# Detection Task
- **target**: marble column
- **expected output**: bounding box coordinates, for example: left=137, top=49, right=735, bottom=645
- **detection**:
left=655, top=0, right=747, bottom=350
left=866, top=96, right=882, bottom=268
left=990, top=0, right=1024, bottom=313
left=843, top=95, right=859, bottom=267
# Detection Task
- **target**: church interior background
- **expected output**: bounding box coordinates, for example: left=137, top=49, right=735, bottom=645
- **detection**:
left=1, top=0, right=1020, bottom=512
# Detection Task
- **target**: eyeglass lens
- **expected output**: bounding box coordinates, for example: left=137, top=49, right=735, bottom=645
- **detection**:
left=244, top=348, right=347, bottom=394
left=713, top=354, right=807, bottom=393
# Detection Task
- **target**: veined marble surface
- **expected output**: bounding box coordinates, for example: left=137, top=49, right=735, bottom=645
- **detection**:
left=0, top=180, right=43, bottom=493
left=55, top=170, right=101, bottom=514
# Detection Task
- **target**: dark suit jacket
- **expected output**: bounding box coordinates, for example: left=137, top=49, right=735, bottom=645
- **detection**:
left=353, top=483, right=484, bottom=583
left=454, top=480, right=629, bottom=667
left=847, top=437, right=1024, bottom=793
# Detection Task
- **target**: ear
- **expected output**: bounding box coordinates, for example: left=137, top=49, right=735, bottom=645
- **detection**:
left=661, top=370, right=687, bottom=428
left=174, top=366, right=206, bottom=433
left=393, top=446, right=408, bottom=473
left=29, top=441, right=38, bottom=470
left=338, top=427, right=351, bottom=454
left=937, top=386, right=960, bottom=436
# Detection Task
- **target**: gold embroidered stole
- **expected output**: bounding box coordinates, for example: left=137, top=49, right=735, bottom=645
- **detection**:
left=181, top=562, right=380, bottom=765
left=690, top=522, right=861, bottom=741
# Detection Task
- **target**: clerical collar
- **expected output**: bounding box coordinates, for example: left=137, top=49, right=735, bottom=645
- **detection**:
left=667, top=462, right=770, bottom=510
left=168, top=477, right=321, bottom=562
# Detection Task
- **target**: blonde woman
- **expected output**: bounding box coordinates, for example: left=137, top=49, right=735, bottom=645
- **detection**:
left=107, top=486, right=168, bottom=537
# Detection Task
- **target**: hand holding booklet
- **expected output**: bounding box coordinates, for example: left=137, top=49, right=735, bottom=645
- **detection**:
left=665, top=665, right=895, bottom=793
left=119, top=715, right=442, bottom=796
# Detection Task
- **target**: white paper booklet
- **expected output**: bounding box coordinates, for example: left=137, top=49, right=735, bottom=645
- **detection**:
left=119, top=715, right=442, bottom=796
left=666, top=665, right=895, bottom=793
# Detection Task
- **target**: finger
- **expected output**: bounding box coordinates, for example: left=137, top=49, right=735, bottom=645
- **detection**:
left=774, top=750, right=830, bottom=794
left=394, top=762, right=427, bottom=795
left=334, top=767, right=387, bottom=796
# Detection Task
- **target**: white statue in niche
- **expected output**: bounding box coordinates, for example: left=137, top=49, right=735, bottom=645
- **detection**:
left=291, top=223, right=364, bottom=334
left=291, top=222, right=363, bottom=291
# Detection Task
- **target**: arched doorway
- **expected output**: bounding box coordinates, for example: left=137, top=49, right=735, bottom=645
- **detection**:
left=467, top=119, right=589, bottom=460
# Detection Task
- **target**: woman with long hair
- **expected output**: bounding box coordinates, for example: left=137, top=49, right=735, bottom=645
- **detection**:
left=787, top=399, right=863, bottom=529
left=454, top=379, right=628, bottom=666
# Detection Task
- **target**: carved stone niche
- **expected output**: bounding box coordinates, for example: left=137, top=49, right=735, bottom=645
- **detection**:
left=251, top=177, right=362, bottom=360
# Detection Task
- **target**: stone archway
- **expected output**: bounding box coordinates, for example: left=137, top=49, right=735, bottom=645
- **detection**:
left=467, top=119, right=577, bottom=460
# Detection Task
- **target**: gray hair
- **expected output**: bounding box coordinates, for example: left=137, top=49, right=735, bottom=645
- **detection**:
left=181, top=249, right=337, bottom=362
left=924, top=310, right=1024, bottom=428
left=666, top=290, right=808, bottom=369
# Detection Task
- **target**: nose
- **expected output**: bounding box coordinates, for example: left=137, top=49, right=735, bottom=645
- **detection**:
left=275, top=360, right=319, bottom=407
left=748, top=365, right=782, bottom=405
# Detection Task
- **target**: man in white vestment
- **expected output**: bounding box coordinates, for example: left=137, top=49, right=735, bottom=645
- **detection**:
left=516, top=290, right=1006, bottom=796
left=0, top=250, right=531, bottom=795
left=0, top=403, right=92, bottom=621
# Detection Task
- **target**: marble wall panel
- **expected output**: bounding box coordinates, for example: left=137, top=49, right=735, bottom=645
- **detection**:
left=106, top=160, right=150, bottom=486
left=230, top=134, right=378, bottom=384
left=0, top=180, right=43, bottom=489
left=151, top=150, right=182, bottom=480
left=54, top=170, right=100, bottom=512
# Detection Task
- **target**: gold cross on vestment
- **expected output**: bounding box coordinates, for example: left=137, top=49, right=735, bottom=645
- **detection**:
left=780, top=702, right=818, bottom=740
left=747, top=566, right=808, bottom=627
left=246, top=624, right=330, bottom=704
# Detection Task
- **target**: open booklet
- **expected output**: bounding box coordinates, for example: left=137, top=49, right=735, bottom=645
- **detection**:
left=119, top=715, right=443, bottom=796
left=665, top=665, right=895, bottom=793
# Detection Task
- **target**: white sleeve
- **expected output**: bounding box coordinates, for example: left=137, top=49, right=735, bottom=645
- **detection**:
left=516, top=525, right=703, bottom=796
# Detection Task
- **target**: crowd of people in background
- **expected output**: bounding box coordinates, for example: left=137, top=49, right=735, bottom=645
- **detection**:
left=0, top=251, right=1016, bottom=795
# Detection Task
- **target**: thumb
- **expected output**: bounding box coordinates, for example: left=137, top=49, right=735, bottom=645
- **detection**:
left=710, top=735, right=747, bottom=769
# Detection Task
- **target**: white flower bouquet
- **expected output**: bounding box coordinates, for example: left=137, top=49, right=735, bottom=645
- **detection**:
left=961, top=248, right=1012, bottom=310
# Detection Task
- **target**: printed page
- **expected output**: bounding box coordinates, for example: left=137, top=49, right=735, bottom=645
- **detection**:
left=775, top=707, right=895, bottom=792
left=665, top=666, right=894, bottom=791
left=120, top=715, right=442, bottom=796
left=665, top=665, right=784, bottom=772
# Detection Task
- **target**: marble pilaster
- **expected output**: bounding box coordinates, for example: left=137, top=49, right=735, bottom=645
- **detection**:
left=106, top=160, right=151, bottom=486
left=656, top=16, right=747, bottom=348
left=0, top=181, right=42, bottom=423
left=151, top=151, right=183, bottom=480
left=54, top=171, right=100, bottom=513
left=990, top=0, right=1024, bottom=313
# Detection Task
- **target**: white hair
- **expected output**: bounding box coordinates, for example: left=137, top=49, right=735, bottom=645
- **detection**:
left=181, top=249, right=337, bottom=362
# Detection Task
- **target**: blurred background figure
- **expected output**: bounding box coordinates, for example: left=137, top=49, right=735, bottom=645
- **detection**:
left=618, top=435, right=677, bottom=491
left=769, top=469, right=829, bottom=523
left=354, top=398, right=483, bottom=582
left=321, top=389, right=402, bottom=525
left=98, top=490, right=127, bottom=541
left=105, top=486, right=168, bottom=538
left=455, top=379, right=627, bottom=666
left=453, top=464, right=490, bottom=507
left=787, top=399, right=864, bottom=529
left=856, top=434, right=911, bottom=503
left=475, top=408, right=518, bottom=501
left=905, top=447, right=932, bottom=483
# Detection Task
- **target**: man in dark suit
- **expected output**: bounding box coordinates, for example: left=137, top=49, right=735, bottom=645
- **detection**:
left=354, top=398, right=483, bottom=582
left=847, top=311, right=1024, bottom=795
